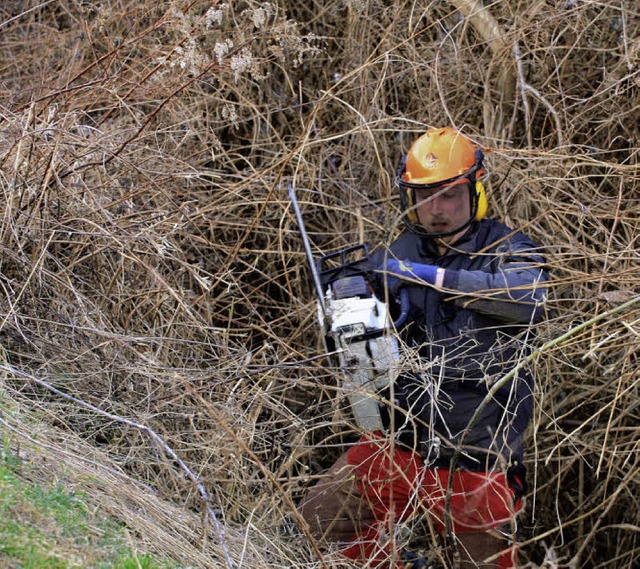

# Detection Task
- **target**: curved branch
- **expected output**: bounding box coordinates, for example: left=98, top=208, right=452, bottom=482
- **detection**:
left=449, top=0, right=515, bottom=102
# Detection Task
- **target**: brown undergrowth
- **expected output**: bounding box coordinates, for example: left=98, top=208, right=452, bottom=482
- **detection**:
left=0, top=1, right=638, bottom=567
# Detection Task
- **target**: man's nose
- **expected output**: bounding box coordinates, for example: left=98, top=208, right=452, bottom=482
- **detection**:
left=428, top=194, right=443, bottom=214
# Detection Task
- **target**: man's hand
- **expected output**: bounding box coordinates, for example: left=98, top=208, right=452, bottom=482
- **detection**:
left=380, top=259, right=443, bottom=293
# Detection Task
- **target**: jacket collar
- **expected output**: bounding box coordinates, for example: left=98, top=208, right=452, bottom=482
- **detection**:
left=419, top=221, right=482, bottom=258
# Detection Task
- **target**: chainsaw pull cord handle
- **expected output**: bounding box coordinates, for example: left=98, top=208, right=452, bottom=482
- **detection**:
left=393, top=288, right=410, bottom=328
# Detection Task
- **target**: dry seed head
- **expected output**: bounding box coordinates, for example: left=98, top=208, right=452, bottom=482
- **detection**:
left=230, top=47, right=263, bottom=83
left=206, top=4, right=228, bottom=28
left=173, top=39, right=210, bottom=75
left=247, top=3, right=275, bottom=29
left=221, top=105, right=239, bottom=129
left=214, top=39, right=233, bottom=65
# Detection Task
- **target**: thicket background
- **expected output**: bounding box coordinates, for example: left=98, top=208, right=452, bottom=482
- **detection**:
left=0, top=1, right=638, bottom=567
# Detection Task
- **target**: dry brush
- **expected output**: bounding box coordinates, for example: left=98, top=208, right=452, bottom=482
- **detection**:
left=0, top=1, right=638, bottom=567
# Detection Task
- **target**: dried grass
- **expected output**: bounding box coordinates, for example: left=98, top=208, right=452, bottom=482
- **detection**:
left=0, top=0, right=639, bottom=567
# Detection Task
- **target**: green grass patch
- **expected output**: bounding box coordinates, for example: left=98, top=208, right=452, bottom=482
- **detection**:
left=0, top=439, right=175, bottom=569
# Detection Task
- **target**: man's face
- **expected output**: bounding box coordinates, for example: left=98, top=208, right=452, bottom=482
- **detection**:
left=414, top=180, right=471, bottom=244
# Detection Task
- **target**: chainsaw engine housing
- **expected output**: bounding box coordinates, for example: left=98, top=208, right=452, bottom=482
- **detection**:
left=317, top=246, right=399, bottom=432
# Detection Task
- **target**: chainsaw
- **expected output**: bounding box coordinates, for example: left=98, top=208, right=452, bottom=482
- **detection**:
left=288, top=184, right=408, bottom=432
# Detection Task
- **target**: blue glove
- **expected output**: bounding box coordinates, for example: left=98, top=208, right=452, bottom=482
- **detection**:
left=384, top=259, right=439, bottom=291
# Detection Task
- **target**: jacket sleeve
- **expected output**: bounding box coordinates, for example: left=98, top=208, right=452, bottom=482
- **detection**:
left=442, top=241, right=549, bottom=324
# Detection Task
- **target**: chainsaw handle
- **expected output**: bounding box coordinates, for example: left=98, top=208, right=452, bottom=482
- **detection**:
left=393, top=288, right=410, bottom=328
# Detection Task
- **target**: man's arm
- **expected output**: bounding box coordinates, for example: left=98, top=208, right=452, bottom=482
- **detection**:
left=442, top=249, right=549, bottom=324
left=375, top=234, right=549, bottom=324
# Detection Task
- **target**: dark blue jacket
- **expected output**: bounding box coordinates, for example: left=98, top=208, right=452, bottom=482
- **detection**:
left=372, top=218, right=549, bottom=468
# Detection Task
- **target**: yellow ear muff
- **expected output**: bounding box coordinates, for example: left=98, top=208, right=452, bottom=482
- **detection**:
left=475, top=180, right=487, bottom=221
left=406, top=188, right=419, bottom=224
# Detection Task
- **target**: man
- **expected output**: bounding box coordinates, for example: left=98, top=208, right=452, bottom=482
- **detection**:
left=300, top=127, right=548, bottom=568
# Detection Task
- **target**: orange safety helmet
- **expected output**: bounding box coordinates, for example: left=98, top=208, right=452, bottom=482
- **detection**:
left=397, top=127, right=488, bottom=238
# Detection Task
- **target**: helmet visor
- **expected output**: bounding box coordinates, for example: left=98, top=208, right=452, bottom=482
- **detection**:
left=397, top=173, right=478, bottom=239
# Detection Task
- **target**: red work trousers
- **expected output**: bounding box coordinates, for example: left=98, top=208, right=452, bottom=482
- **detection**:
left=301, top=432, right=521, bottom=568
